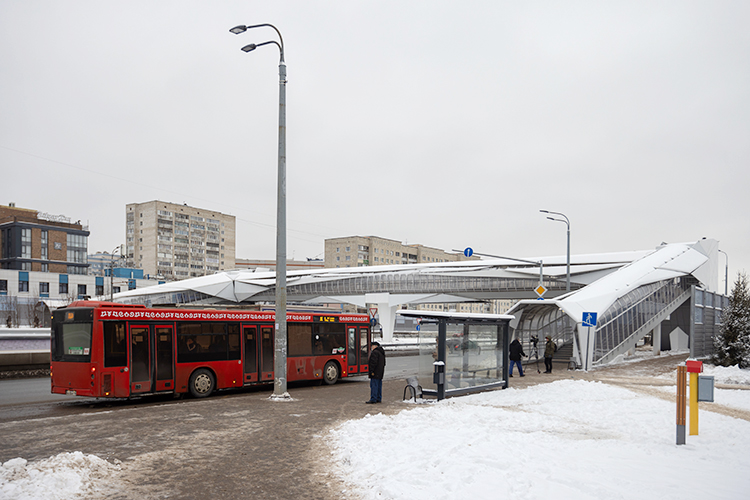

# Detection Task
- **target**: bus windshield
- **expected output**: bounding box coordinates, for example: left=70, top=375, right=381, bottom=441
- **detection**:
left=52, top=322, right=93, bottom=361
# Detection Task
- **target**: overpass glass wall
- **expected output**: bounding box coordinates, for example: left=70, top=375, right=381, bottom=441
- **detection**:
left=593, top=278, right=692, bottom=362
left=514, top=306, right=576, bottom=357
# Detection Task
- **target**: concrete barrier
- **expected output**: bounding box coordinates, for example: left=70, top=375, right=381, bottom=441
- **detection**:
left=0, top=350, right=50, bottom=371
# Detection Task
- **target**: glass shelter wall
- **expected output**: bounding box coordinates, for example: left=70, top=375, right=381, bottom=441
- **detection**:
left=418, top=320, right=507, bottom=398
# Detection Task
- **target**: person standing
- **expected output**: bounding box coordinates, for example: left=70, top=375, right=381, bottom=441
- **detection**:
left=508, top=337, right=526, bottom=377
left=367, top=341, right=386, bottom=404
left=544, top=336, right=557, bottom=373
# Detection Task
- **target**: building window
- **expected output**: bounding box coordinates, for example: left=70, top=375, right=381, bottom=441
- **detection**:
left=67, top=233, right=88, bottom=264
left=39, top=282, right=49, bottom=297
left=113, top=286, right=121, bottom=294
left=41, top=263, right=48, bottom=272
left=21, top=228, right=31, bottom=259
left=96, top=285, right=104, bottom=296
left=18, top=271, right=30, bottom=293
left=77, top=284, right=87, bottom=298
left=0, top=280, right=7, bottom=294
left=59, top=283, right=68, bottom=294
left=41, top=230, right=48, bottom=260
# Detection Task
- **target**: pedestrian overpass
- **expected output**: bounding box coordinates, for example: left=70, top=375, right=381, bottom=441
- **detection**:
left=114, top=238, right=721, bottom=369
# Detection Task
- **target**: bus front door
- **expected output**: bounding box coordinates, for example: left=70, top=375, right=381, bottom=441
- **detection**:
left=129, top=324, right=175, bottom=394
left=243, top=325, right=275, bottom=383
left=347, top=326, right=371, bottom=375
left=360, top=327, right=370, bottom=374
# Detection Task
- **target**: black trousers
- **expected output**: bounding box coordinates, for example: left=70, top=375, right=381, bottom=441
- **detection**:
left=544, top=357, right=553, bottom=373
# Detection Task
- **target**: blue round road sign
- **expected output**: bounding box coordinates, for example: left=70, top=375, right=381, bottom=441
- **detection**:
left=464, top=247, right=473, bottom=257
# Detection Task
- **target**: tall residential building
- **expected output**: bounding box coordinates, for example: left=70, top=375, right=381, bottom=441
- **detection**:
left=324, top=235, right=477, bottom=268
left=0, top=203, right=89, bottom=275
left=126, top=201, right=236, bottom=280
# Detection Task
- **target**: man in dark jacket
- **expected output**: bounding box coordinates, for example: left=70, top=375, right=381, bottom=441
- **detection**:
left=544, top=336, right=557, bottom=373
left=367, top=341, right=386, bottom=404
left=509, top=337, right=526, bottom=377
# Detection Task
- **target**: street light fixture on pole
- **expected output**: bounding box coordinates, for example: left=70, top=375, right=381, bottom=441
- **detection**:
left=109, top=245, right=124, bottom=302
left=230, top=23, right=290, bottom=399
left=540, top=210, right=570, bottom=292
left=718, top=249, right=728, bottom=296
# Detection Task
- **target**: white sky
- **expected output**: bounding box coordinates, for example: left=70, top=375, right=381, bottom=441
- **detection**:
left=2, top=1, right=748, bottom=286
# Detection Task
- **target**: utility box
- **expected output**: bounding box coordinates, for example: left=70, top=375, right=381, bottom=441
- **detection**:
left=698, top=375, right=714, bottom=402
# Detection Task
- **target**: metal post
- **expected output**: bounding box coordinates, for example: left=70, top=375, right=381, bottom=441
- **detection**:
left=109, top=246, right=120, bottom=302
left=274, top=57, right=288, bottom=398
left=719, top=249, right=728, bottom=296
left=230, top=23, right=289, bottom=398
left=540, top=210, right=570, bottom=292
left=436, top=319, right=446, bottom=401
left=689, top=371, right=699, bottom=435
left=676, top=365, right=686, bottom=445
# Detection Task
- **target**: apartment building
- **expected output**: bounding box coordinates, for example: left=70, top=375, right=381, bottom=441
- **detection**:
left=324, top=235, right=476, bottom=268
left=324, top=235, right=514, bottom=315
left=126, top=201, right=236, bottom=279
left=0, top=203, right=89, bottom=275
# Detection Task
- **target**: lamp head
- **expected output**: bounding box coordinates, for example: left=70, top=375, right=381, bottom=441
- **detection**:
left=230, top=25, right=247, bottom=34
left=241, top=44, right=257, bottom=53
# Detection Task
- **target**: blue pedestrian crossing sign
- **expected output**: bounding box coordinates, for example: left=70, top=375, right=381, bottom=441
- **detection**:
left=582, top=312, right=598, bottom=328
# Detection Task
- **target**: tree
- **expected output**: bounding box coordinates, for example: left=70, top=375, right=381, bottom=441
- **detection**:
left=713, top=272, right=750, bottom=368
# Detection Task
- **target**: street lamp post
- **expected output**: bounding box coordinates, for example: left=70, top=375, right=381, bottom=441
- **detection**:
left=231, top=23, right=289, bottom=398
left=109, top=245, right=123, bottom=302
left=540, top=210, right=570, bottom=292
left=718, top=249, right=728, bottom=296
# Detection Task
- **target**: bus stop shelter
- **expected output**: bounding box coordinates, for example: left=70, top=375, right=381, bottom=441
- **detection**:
left=397, top=310, right=514, bottom=401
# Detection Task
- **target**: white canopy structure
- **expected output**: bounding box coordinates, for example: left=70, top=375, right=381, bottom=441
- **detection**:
left=114, top=239, right=721, bottom=365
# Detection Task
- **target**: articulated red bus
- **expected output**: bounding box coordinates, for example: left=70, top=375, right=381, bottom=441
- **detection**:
left=50, top=301, right=371, bottom=399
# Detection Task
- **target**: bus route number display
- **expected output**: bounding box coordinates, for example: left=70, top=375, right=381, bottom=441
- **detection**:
left=315, top=315, right=339, bottom=323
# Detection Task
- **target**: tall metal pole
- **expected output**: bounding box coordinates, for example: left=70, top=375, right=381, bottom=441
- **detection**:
left=231, top=24, right=289, bottom=397
left=274, top=55, right=288, bottom=398
left=718, top=249, right=728, bottom=296
left=109, top=245, right=121, bottom=302
left=540, top=210, right=570, bottom=292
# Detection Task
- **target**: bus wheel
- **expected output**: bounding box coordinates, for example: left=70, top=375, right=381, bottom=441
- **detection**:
left=189, top=369, right=215, bottom=398
left=322, top=361, right=339, bottom=385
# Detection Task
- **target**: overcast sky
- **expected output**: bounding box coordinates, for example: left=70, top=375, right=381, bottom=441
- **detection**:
left=2, top=1, right=748, bottom=291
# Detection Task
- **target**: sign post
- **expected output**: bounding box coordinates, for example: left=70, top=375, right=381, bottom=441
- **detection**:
left=582, top=312, right=597, bottom=371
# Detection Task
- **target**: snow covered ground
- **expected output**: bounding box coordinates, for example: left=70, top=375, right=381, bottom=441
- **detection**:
left=2, top=363, right=750, bottom=500
left=330, top=378, right=750, bottom=500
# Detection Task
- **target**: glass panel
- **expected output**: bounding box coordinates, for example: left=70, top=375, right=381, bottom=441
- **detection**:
left=130, top=327, right=150, bottom=383
left=61, top=323, right=92, bottom=359
left=103, top=322, right=127, bottom=367
left=288, top=324, right=312, bottom=356
left=156, top=327, right=173, bottom=380
left=244, top=327, right=257, bottom=373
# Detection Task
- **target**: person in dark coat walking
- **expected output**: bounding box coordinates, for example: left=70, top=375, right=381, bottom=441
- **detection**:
left=509, top=337, right=526, bottom=377
left=367, top=341, right=386, bottom=403
left=544, top=336, right=557, bottom=373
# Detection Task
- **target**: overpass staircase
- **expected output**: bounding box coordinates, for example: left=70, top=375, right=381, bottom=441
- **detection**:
left=593, top=282, right=693, bottom=366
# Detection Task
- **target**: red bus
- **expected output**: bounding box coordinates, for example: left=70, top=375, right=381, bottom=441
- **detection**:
left=50, top=301, right=371, bottom=399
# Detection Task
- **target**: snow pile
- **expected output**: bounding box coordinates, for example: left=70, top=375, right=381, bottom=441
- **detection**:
left=329, top=380, right=750, bottom=500
left=0, top=452, right=120, bottom=500
left=702, top=364, right=750, bottom=385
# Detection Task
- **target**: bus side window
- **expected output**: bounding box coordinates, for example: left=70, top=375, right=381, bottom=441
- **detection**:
left=103, top=322, right=127, bottom=367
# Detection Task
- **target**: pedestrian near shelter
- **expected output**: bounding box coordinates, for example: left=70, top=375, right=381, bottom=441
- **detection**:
left=397, top=310, right=514, bottom=401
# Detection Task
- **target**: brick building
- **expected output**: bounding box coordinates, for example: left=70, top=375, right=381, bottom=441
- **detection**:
left=0, top=203, right=89, bottom=275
